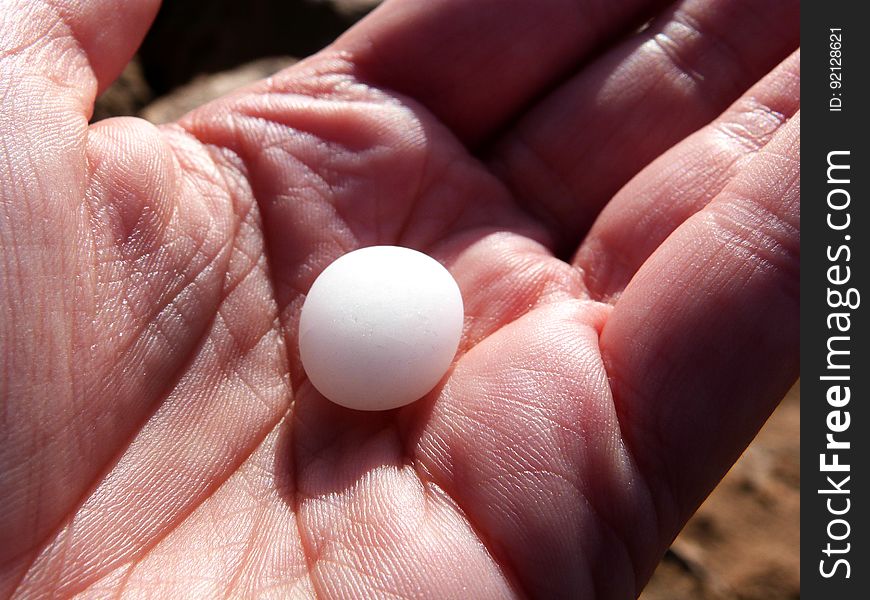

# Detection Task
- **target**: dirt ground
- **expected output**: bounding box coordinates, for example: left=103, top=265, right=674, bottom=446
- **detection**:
left=641, top=383, right=800, bottom=600
left=93, top=2, right=800, bottom=597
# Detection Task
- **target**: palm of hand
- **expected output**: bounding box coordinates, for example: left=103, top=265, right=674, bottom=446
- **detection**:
left=2, top=1, right=799, bottom=597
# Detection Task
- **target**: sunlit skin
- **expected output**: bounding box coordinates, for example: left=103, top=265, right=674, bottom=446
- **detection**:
left=0, top=0, right=798, bottom=597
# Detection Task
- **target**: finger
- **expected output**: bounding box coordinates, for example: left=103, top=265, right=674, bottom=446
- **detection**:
left=409, top=300, right=660, bottom=597
left=599, top=113, right=799, bottom=545
left=333, top=0, right=660, bottom=144
left=0, top=0, right=161, bottom=229
left=2, top=0, right=160, bottom=112
left=576, top=50, right=800, bottom=301
left=488, top=0, right=799, bottom=252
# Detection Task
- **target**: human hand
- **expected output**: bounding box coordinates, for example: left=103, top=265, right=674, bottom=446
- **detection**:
left=0, top=0, right=798, bottom=597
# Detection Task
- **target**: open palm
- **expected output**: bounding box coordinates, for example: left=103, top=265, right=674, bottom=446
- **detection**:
left=1, top=0, right=799, bottom=597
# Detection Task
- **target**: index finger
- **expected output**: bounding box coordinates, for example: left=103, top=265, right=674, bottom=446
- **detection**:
left=600, top=112, right=799, bottom=531
left=333, top=0, right=660, bottom=144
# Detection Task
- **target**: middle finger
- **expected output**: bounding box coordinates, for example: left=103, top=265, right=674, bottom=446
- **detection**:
left=488, top=0, right=799, bottom=255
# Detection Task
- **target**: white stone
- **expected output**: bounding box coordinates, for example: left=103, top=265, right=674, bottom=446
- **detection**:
left=299, top=246, right=464, bottom=411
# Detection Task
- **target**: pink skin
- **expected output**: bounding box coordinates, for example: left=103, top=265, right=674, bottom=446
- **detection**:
left=0, top=0, right=798, bottom=597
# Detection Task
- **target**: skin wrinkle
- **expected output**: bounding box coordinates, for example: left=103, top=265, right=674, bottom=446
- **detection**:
left=412, top=467, right=526, bottom=598
left=229, top=99, right=425, bottom=250
left=3, top=114, right=86, bottom=577
left=485, top=471, right=597, bottom=597
left=411, top=441, right=530, bottom=599
left=0, top=21, right=60, bottom=63
left=601, top=339, right=683, bottom=554
left=60, top=410, right=291, bottom=599
left=575, top=52, right=799, bottom=302
left=182, top=110, right=362, bottom=285
left=248, top=518, right=306, bottom=598
left=437, top=231, right=590, bottom=353
left=714, top=101, right=788, bottom=151
left=293, top=425, right=324, bottom=600
left=85, top=131, right=171, bottom=251
left=651, top=0, right=792, bottom=106
left=183, top=80, right=540, bottom=276
left=603, top=148, right=798, bottom=550
left=76, top=137, right=216, bottom=420
left=296, top=372, right=520, bottom=596
left=651, top=10, right=748, bottom=107
left=111, top=563, right=135, bottom=600
left=340, top=0, right=619, bottom=145
left=151, top=435, right=276, bottom=597
left=485, top=0, right=797, bottom=262
left=649, top=32, right=707, bottom=90
left=253, top=144, right=335, bottom=216
left=667, top=4, right=754, bottom=84
left=221, top=501, right=266, bottom=600
left=229, top=93, right=402, bottom=153
left=579, top=145, right=764, bottom=304
left=290, top=490, right=324, bottom=600
left=193, top=109, right=330, bottom=600
left=258, top=54, right=361, bottom=106
left=27, top=0, right=96, bottom=112
left=9, top=127, right=271, bottom=598
left=568, top=355, right=651, bottom=595
left=704, top=201, right=800, bottom=301
left=213, top=321, right=282, bottom=417
left=416, top=304, right=649, bottom=596
left=78, top=263, right=202, bottom=395
left=390, top=141, right=430, bottom=249
left=576, top=318, right=669, bottom=589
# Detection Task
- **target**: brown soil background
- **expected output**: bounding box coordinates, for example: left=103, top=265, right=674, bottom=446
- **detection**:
left=94, top=2, right=800, bottom=597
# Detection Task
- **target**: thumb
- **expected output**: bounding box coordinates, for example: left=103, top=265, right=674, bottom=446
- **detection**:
left=0, top=0, right=160, bottom=581
left=3, top=0, right=160, bottom=104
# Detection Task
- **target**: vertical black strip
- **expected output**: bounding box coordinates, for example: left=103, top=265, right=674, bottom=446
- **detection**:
left=802, top=2, right=870, bottom=597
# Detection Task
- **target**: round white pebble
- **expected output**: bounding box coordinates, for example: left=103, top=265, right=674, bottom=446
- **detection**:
left=299, top=246, right=464, bottom=411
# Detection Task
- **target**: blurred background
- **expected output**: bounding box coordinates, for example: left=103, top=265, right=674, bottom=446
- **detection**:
left=93, top=2, right=800, bottom=597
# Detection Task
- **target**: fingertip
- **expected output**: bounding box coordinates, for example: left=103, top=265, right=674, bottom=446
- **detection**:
left=56, top=0, right=162, bottom=96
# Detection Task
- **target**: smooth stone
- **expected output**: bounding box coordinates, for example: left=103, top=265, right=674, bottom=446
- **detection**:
left=299, top=246, right=464, bottom=411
